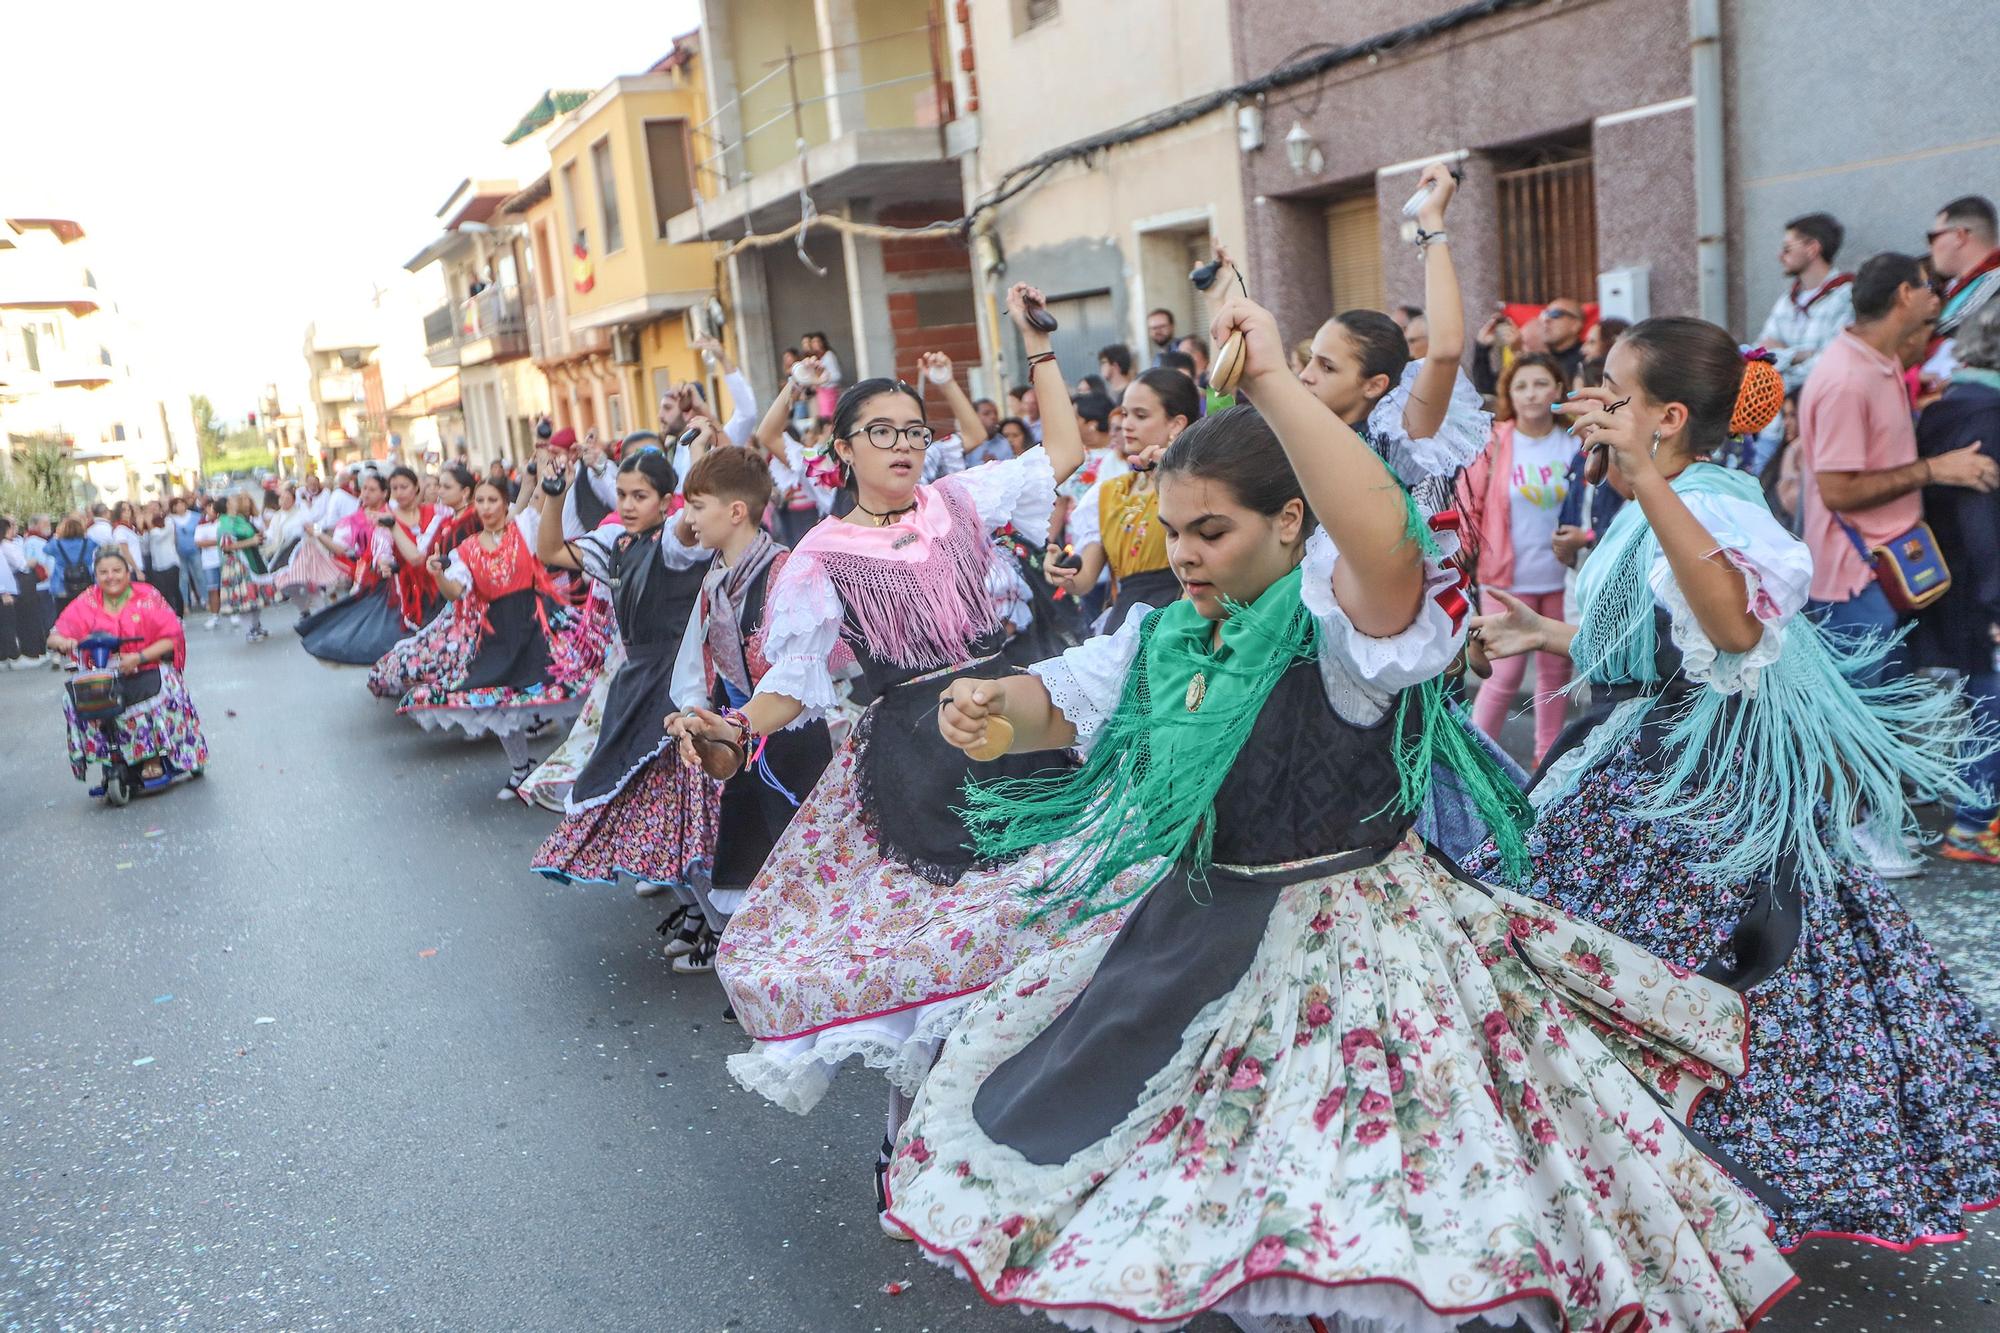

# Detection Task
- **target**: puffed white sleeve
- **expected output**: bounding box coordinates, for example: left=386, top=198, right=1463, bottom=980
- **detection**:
left=922, top=432, right=968, bottom=482
left=1300, top=527, right=1465, bottom=726
left=1649, top=489, right=1813, bottom=696
left=751, top=552, right=845, bottom=722
left=1067, top=481, right=1102, bottom=552
left=443, top=549, right=471, bottom=591
left=951, top=443, right=1058, bottom=545
left=513, top=507, right=541, bottom=550
left=567, top=526, right=619, bottom=588
left=1365, top=363, right=1492, bottom=490
left=669, top=602, right=709, bottom=712
left=659, top=517, right=709, bottom=570
left=1027, top=606, right=1150, bottom=757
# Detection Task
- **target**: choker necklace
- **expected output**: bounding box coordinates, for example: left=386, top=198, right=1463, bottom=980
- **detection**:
left=852, top=498, right=917, bottom=525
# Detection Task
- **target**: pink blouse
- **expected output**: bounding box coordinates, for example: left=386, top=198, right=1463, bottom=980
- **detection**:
left=52, top=582, right=188, bottom=671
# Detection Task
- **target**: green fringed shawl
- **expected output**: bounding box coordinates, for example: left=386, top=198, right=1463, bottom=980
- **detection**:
left=1554, top=463, right=1995, bottom=896
left=962, top=499, right=1534, bottom=923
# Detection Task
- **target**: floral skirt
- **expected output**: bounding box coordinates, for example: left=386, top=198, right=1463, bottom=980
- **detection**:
left=64, top=666, right=210, bottom=780
left=715, top=727, right=1136, bottom=1115
left=531, top=756, right=721, bottom=889
left=1471, top=740, right=2000, bottom=1250
left=885, top=835, right=1795, bottom=1333
left=519, top=639, right=623, bottom=812
left=216, top=552, right=273, bottom=615
left=368, top=610, right=474, bottom=699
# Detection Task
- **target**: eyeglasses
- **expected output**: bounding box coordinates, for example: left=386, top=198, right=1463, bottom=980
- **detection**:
left=849, top=421, right=934, bottom=451
left=1927, top=225, right=1967, bottom=245
left=1542, top=308, right=1582, bottom=322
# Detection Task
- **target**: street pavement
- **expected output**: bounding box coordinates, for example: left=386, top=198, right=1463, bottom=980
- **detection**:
left=2, top=606, right=1995, bottom=1333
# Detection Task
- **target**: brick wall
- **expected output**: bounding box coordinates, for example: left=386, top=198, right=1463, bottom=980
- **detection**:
left=878, top=201, right=980, bottom=435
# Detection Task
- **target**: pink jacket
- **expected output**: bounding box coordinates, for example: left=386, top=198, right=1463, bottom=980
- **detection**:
left=53, top=582, right=188, bottom=671
left=1458, top=421, right=1520, bottom=591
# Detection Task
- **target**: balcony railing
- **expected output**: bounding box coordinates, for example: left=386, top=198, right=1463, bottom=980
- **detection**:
left=687, top=18, right=952, bottom=229
left=424, top=303, right=458, bottom=367
left=425, top=286, right=529, bottom=368
left=524, top=292, right=608, bottom=365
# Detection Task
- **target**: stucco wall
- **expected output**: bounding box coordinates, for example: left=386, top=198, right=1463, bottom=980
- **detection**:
left=1726, top=0, right=2000, bottom=336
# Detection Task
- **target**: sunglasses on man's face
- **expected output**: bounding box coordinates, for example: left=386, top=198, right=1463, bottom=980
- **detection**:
left=1543, top=308, right=1581, bottom=322
left=1927, top=225, right=1967, bottom=245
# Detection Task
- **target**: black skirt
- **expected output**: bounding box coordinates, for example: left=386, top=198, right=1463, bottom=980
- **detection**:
left=296, top=583, right=422, bottom=666
left=713, top=719, right=834, bottom=891
left=567, top=640, right=676, bottom=808
left=459, top=590, right=557, bottom=692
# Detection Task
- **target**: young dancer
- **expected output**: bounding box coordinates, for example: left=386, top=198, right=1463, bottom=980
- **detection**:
left=883, top=295, right=1795, bottom=1333
left=528, top=446, right=711, bottom=897
left=1465, top=316, right=2000, bottom=1250
left=295, top=468, right=445, bottom=666
left=1041, top=367, right=1198, bottom=633
left=646, top=447, right=837, bottom=974
left=396, top=475, right=607, bottom=797
left=667, top=285, right=1133, bottom=1228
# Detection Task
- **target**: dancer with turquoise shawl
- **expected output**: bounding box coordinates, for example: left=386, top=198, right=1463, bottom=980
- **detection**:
left=881, top=296, right=1796, bottom=1333
left=1465, top=316, right=2000, bottom=1251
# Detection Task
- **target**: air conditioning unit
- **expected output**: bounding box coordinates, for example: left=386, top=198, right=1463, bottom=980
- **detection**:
left=611, top=328, right=641, bottom=366
left=1597, top=267, right=1651, bottom=323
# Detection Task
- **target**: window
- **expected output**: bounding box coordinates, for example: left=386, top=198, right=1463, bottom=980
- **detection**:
left=1014, top=0, right=1059, bottom=33
left=591, top=138, right=623, bottom=253
left=607, top=391, right=625, bottom=434
left=1495, top=143, right=1597, bottom=304
left=1323, top=195, right=1384, bottom=313
left=112, top=423, right=126, bottom=442
left=21, top=325, right=38, bottom=372
left=533, top=223, right=554, bottom=299
left=560, top=162, right=582, bottom=250
left=645, top=120, right=694, bottom=237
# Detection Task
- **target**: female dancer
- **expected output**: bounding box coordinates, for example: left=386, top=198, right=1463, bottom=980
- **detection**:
left=668, top=286, right=1139, bottom=1230
left=885, top=297, right=1795, bottom=1333
left=1465, top=316, right=2000, bottom=1250
left=294, top=467, right=443, bottom=666
left=1041, top=366, right=1197, bottom=633
left=273, top=484, right=343, bottom=612
left=528, top=446, right=710, bottom=894
left=435, top=461, right=482, bottom=550
left=47, top=548, right=209, bottom=786
left=397, top=475, right=607, bottom=797
left=1462, top=352, right=1575, bottom=762
left=367, top=464, right=493, bottom=700
left=215, top=492, right=273, bottom=642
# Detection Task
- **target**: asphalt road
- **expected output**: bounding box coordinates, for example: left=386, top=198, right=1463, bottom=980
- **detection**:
left=2, top=608, right=1995, bottom=1333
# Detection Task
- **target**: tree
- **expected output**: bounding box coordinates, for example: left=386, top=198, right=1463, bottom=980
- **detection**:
left=190, top=393, right=227, bottom=460
left=0, top=436, right=80, bottom=516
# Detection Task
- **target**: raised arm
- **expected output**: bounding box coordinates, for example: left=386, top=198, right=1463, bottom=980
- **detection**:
left=534, top=458, right=582, bottom=571
left=920, top=351, right=988, bottom=449
left=1009, top=282, right=1083, bottom=486
left=390, top=518, right=425, bottom=566
left=1211, top=294, right=1424, bottom=637
left=425, top=551, right=467, bottom=601
left=1401, top=162, right=1465, bottom=443
left=753, top=361, right=814, bottom=458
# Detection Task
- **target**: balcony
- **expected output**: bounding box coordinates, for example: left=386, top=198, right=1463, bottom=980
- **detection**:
left=525, top=292, right=609, bottom=366
left=424, top=303, right=459, bottom=368
left=668, top=17, right=957, bottom=244
left=458, top=285, right=529, bottom=367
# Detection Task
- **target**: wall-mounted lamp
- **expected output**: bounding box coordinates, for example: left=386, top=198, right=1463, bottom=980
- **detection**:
left=1284, top=121, right=1324, bottom=175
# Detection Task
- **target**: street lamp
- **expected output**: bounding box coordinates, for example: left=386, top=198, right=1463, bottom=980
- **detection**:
left=1284, top=120, right=1324, bottom=175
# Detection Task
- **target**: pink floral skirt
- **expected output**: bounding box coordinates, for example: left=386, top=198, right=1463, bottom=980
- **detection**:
left=531, top=757, right=721, bottom=890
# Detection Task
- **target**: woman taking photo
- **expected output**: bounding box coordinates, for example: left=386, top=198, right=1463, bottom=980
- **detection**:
left=1041, top=366, right=1198, bottom=633
left=46, top=547, right=209, bottom=787
left=1461, top=352, right=1575, bottom=762
left=1466, top=317, right=2000, bottom=1251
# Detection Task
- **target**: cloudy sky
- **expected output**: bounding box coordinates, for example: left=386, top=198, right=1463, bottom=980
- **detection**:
left=1, top=0, right=700, bottom=424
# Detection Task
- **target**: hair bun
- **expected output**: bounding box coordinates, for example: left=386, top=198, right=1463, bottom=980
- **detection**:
left=1730, top=352, right=1784, bottom=437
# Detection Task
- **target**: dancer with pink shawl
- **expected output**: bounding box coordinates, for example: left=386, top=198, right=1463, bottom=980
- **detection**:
left=668, top=285, right=1127, bottom=1235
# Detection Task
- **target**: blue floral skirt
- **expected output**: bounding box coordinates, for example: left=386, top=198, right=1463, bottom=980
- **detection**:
left=1470, top=739, right=2000, bottom=1249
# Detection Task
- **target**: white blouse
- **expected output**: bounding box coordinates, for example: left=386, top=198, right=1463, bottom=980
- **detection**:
left=1031, top=526, right=1466, bottom=749
left=754, top=445, right=1058, bottom=720
left=565, top=519, right=707, bottom=593
left=1645, top=488, right=1812, bottom=697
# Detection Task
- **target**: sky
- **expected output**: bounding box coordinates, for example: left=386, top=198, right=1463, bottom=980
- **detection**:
left=0, top=0, right=701, bottom=426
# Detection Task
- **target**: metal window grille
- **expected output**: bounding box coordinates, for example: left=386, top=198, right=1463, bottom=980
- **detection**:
left=1025, top=0, right=1059, bottom=30
left=1496, top=155, right=1597, bottom=305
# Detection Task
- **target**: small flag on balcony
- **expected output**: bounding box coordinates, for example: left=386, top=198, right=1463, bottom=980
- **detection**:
left=572, top=234, right=595, bottom=295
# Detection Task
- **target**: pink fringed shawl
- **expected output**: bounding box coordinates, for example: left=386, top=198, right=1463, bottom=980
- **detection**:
left=795, top=479, right=997, bottom=670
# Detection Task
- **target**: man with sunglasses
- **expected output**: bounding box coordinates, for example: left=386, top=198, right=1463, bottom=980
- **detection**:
left=1926, top=195, right=2000, bottom=374
left=1472, top=297, right=1585, bottom=397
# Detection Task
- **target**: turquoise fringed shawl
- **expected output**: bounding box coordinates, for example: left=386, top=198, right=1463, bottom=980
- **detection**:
left=1552, top=463, right=1993, bottom=896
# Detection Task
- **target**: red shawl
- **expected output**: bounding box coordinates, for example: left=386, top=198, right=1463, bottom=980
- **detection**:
left=53, top=582, right=188, bottom=671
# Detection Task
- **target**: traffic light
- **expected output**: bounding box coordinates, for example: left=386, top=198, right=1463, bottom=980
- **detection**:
left=248, top=411, right=258, bottom=426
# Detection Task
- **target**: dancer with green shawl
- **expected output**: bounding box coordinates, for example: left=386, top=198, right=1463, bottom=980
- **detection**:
left=1464, top=316, right=2000, bottom=1251
left=881, top=295, right=1796, bottom=1333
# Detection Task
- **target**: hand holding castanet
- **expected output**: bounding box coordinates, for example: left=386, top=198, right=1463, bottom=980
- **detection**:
left=938, top=678, right=1014, bottom=760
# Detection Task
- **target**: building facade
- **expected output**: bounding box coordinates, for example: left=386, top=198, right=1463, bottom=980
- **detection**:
left=950, top=0, right=1247, bottom=389
left=0, top=216, right=197, bottom=504
left=678, top=0, right=976, bottom=419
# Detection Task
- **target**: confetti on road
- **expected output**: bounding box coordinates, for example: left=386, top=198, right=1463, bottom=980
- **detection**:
left=418, top=948, right=439, bottom=958
left=152, top=994, right=173, bottom=1004
left=115, top=861, right=134, bottom=870
left=880, top=1281, right=909, bottom=1296
left=144, top=827, right=165, bottom=838
left=131, top=1056, right=155, bottom=1067
left=253, top=1016, right=276, bottom=1025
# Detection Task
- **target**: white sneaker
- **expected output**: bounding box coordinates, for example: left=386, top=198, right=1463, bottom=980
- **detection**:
left=204, top=616, right=218, bottom=630
left=1852, top=820, right=1924, bottom=880
left=230, top=614, right=242, bottom=627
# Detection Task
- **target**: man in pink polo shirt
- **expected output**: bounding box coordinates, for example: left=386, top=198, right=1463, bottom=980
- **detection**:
left=1799, top=252, right=1995, bottom=876
left=1801, top=253, right=1994, bottom=658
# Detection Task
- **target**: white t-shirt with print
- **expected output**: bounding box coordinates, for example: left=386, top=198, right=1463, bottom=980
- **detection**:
left=1506, top=426, right=1572, bottom=595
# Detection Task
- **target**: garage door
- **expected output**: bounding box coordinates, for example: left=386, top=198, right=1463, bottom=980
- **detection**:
left=1040, top=289, right=1118, bottom=387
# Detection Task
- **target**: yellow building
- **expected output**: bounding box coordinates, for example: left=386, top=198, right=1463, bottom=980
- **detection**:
left=540, top=40, right=732, bottom=438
